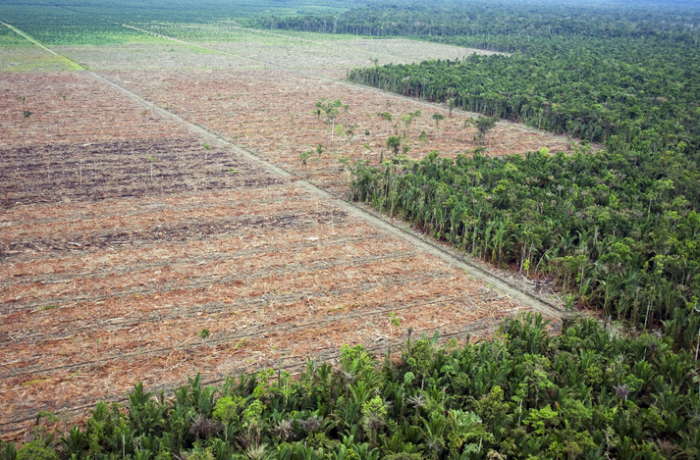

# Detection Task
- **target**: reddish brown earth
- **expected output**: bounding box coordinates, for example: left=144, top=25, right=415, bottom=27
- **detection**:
left=0, top=72, right=189, bottom=148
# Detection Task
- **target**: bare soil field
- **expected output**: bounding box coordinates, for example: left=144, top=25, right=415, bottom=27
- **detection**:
left=334, top=38, right=503, bottom=62
left=0, top=72, right=189, bottom=147
left=0, top=138, right=280, bottom=207
left=105, top=68, right=574, bottom=193
left=206, top=37, right=497, bottom=72
left=55, top=44, right=262, bottom=71
left=88, top=23, right=500, bottom=76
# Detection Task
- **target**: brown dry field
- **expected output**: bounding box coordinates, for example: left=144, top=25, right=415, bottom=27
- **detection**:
left=105, top=68, right=573, bottom=194
left=0, top=33, right=566, bottom=439
left=0, top=72, right=189, bottom=148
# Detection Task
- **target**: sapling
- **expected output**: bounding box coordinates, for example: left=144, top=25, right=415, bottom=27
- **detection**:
left=432, top=113, right=445, bottom=139
left=300, top=150, right=312, bottom=167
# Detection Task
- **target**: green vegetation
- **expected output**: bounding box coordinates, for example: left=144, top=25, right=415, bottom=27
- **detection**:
left=350, top=144, right=700, bottom=335
left=0, top=0, right=359, bottom=46
left=0, top=26, right=31, bottom=47
left=2, top=315, right=698, bottom=459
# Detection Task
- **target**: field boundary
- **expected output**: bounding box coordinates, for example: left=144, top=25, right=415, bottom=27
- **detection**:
left=0, top=314, right=523, bottom=436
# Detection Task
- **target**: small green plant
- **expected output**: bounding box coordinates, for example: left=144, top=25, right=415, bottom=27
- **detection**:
left=388, top=312, right=400, bottom=335
left=389, top=312, right=400, bottom=328
left=23, top=110, right=32, bottom=119
left=300, top=150, right=312, bottom=166
left=198, top=328, right=210, bottom=339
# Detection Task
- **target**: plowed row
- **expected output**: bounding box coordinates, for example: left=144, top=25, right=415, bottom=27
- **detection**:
left=0, top=138, right=281, bottom=207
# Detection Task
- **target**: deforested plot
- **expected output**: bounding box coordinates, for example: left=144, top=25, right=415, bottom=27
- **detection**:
left=335, top=38, right=503, bottom=62
left=106, top=68, right=574, bottom=193
left=121, top=22, right=497, bottom=73
left=0, top=174, right=528, bottom=437
left=0, top=72, right=189, bottom=148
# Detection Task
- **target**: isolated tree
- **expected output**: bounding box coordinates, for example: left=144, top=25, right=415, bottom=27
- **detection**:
left=418, top=130, right=429, bottom=152
left=466, top=115, right=499, bottom=145
left=378, top=111, right=393, bottom=135
left=315, top=98, right=345, bottom=146
left=432, top=113, right=445, bottom=139
left=386, top=135, right=401, bottom=156
left=401, top=110, right=421, bottom=138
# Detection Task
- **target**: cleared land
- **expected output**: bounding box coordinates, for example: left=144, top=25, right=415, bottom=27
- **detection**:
left=1, top=21, right=563, bottom=439
left=105, top=68, right=573, bottom=193
left=0, top=72, right=188, bottom=147
left=55, top=43, right=262, bottom=71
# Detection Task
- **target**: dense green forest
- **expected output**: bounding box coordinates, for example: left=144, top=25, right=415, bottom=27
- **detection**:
left=350, top=145, right=700, bottom=338
left=3, top=315, right=699, bottom=459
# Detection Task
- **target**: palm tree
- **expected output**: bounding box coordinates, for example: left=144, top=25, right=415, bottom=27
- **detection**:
left=465, top=115, right=499, bottom=145
left=401, top=110, right=421, bottom=138
left=316, top=98, right=345, bottom=146
left=386, top=135, right=401, bottom=156
left=432, top=113, right=445, bottom=139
